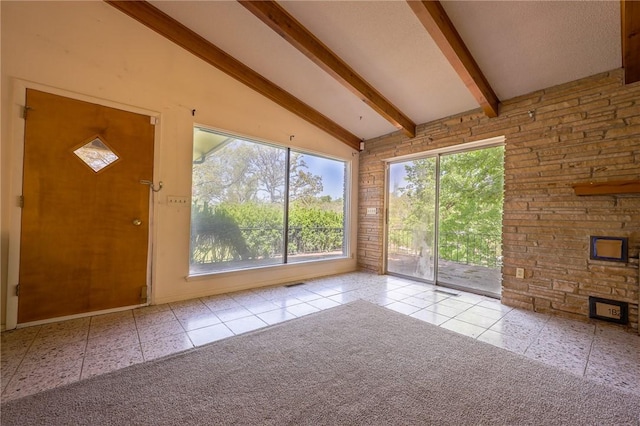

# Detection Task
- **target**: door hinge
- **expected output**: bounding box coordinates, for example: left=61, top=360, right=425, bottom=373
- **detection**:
left=140, top=285, right=148, bottom=304
left=150, top=116, right=158, bottom=125
left=22, top=106, right=31, bottom=119
left=18, top=195, right=24, bottom=208
left=15, top=284, right=20, bottom=296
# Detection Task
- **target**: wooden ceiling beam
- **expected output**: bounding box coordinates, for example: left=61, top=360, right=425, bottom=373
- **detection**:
left=105, top=1, right=361, bottom=150
left=407, top=0, right=499, bottom=118
left=239, top=0, right=416, bottom=138
left=621, top=0, right=640, bottom=85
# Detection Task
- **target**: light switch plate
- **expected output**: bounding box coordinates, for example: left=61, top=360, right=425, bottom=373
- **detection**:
left=167, top=196, right=189, bottom=205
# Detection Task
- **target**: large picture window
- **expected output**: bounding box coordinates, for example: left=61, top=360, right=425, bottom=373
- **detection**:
left=190, top=127, right=348, bottom=275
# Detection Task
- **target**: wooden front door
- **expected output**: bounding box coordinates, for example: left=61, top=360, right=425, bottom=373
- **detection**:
left=18, top=89, right=155, bottom=323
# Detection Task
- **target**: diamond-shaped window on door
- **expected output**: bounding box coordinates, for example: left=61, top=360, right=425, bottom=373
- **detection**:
left=73, top=136, right=119, bottom=172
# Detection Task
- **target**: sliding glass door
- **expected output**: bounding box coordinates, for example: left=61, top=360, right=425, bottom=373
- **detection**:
left=387, top=158, right=437, bottom=281
left=386, top=145, right=504, bottom=297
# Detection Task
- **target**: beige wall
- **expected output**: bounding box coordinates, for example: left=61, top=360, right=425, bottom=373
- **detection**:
left=359, top=70, right=640, bottom=331
left=1, top=2, right=359, bottom=328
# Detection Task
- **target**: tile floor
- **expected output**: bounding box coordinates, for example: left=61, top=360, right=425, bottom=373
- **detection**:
left=2, top=272, right=639, bottom=403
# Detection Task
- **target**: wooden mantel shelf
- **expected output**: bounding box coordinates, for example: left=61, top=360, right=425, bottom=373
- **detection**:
left=573, top=179, right=640, bottom=195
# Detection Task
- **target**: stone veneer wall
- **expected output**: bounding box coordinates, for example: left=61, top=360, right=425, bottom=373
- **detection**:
left=358, top=69, right=639, bottom=331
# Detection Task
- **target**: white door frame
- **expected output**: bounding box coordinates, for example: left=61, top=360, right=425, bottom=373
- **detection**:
left=5, top=79, right=162, bottom=329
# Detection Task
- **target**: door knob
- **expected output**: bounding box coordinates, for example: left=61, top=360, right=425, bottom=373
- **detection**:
left=132, top=219, right=142, bottom=226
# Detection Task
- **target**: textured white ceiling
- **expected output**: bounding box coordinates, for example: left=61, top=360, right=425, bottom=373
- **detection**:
left=279, top=1, right=478, bottom=127
left=150, top=0, right=622, bottom=142
left=443, top=1, right=621, bottom=100
left=152, top=0, right=396, bottom=140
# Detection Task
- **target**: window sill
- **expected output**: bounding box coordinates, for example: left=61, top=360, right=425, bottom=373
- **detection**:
left=185, top=255, right=351, bottom=282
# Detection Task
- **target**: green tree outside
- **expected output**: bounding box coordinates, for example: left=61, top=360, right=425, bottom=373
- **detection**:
left=391, top=146, right=504, bottom=267
left=190, top=137, right=345, bottom=266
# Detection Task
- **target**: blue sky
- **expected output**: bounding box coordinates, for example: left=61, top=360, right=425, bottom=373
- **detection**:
left=389, top=162, right=410, bottom=194
left=299, top=154, right=346, bottom=200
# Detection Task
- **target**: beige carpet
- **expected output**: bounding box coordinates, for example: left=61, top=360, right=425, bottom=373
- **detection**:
left=2, top=300, right=639, bottom=425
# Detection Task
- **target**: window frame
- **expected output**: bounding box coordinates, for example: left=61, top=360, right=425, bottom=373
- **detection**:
left=189, top=126, right=351, bottom=277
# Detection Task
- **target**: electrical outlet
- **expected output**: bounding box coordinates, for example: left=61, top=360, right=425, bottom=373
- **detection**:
left=516, top=268, right=525, bottom=279
left=167, top=196, right=189, bottom=205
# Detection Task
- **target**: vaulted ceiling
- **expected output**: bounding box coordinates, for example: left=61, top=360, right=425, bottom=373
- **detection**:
left=107, top=1, right=639, bottom=151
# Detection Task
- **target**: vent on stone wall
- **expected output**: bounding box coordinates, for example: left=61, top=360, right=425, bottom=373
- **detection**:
left=588, top=296, right=628, bottom=324
left=590, top=236, right=628, bottom=262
